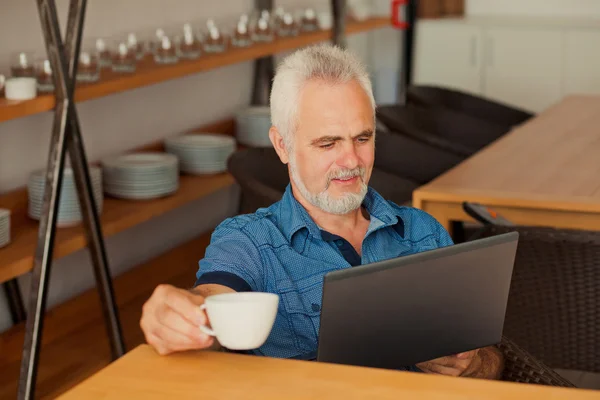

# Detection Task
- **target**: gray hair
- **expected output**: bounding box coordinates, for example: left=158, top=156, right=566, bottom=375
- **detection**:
left=270, top=44, right=376, bottom=149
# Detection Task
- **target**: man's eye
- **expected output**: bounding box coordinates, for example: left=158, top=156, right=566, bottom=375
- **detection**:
left=357, top=137, right=370, bottom=143
left=320, top=143, right=334, bottom=149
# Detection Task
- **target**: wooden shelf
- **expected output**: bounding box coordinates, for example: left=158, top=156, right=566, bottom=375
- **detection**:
left=0, top=17, right=390, bottom=124
left=0, top=119, right=236, bottom=284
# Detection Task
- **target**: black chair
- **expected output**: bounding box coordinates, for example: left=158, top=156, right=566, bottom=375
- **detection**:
left=227, top=147, right=287, bottom=214
left=376, top=103, right=509, bottom=157
left=463, top=202, right=600, bottom=389
left=374, top=128, right=464, bottom=185
left=499, top=336, right=575, bottom=387
left=227, top=148, right=420, bottom=214
left=407, top=85, right=534, bottom=129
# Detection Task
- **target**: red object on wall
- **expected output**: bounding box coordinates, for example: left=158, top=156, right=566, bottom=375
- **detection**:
left=391, top=0, right=409, bottom=30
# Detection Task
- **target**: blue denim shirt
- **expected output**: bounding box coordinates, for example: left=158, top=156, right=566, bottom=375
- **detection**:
left=196, top=184, right=453, bottom=361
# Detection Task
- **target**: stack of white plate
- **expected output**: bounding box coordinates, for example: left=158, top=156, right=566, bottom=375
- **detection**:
left=102, top=153, right=179, bottom=200
left=165, top=134, right=235, bottom=174
left=0, top=208, right=10, bottom=248
left=27, top=167, right=103, bottom=227
left=235, top=106, right=273, bottom=147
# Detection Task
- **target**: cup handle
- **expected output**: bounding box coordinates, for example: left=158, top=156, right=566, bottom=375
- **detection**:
left=198, top=304, right=216, bottom=336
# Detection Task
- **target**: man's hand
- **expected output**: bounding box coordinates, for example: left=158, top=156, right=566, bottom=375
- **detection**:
left=417, top=350, right=479, bottom=377
left=416, top=347, right=504, bottom=379
left=140, top=284, right=215, bottom=355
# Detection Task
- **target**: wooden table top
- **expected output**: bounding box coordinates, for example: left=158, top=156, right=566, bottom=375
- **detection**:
left=58, top=345, right=598, bottom=399
left=414, top=95, right=600, bottom=214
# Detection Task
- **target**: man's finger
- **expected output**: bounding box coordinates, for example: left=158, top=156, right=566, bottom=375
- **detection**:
left=417, top=354, right=474, bottom=374
left=153, top=319, right=212, bottom=351
left=147, top=333, right=170, bottom=355
left=428, top=355, right=455, bottom=367
left=456, top=350, right=478, bottom=360
left=163, top=289, right=207, bottom=326
left=158, top=305, right=212, bottom=344
left=420, top=362, right=462, bottom=377
left=184, top=289, right=210, bottom=305
left=440, top=355, right=473, bottom=371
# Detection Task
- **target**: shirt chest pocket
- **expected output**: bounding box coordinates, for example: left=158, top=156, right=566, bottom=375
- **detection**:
left=278, top=274, right=324, bottom=353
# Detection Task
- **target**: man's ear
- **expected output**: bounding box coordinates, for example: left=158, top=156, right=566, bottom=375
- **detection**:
left=269, top=126, right=289, bottom=164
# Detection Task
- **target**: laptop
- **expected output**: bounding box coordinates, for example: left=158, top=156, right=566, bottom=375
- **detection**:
left=316, top=231, right=519, bottom=369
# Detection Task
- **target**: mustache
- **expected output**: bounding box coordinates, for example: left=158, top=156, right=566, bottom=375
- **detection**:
left=324, top=167, right=365, bottom=190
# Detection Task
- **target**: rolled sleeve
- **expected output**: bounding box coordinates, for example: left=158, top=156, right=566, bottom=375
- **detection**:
left=195, top=221, right=264, bottom=292
left=195, top=272, right=252, bottom=292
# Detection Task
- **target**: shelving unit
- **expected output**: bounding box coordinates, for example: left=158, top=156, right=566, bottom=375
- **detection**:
left=0, top=17, right=389, bottom=124
left=0, top=120, right=235, bottom=284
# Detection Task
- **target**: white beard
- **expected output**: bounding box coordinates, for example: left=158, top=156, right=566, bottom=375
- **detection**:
left=288, top=153, right=368, bottom=215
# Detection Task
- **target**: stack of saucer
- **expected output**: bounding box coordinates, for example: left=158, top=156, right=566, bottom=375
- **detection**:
left=165, top=134, right=235, bottom=174
left=27, top=167, right=103, bottom=227
left=102, top=153, right=179, bottom=200
left=235, top=106, right=273, bottom=147
left=0, top=208, right=10, bottom=248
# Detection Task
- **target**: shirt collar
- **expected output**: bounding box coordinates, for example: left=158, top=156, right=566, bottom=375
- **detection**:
left=362, top=185, right=406, bottom=237
left=278, top=184, right=405, bottom=242
left=278, top=184, right=322, bottom=241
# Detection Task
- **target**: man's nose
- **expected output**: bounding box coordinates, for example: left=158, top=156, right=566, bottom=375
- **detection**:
left=337, top=143, right=360, bottom=170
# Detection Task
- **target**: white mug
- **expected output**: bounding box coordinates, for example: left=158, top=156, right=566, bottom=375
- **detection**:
left=199, top=292, right=279, bottom=350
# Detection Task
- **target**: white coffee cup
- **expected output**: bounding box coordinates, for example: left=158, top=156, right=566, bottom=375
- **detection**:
left=199, top=292, right=279, bottom=350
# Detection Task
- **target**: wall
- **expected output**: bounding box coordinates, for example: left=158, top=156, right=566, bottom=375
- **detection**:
left=370, top=0, right=403, bottom=105
left=466, top=0, right=600, bottom=18
left=0, top=0, right=401, bottom=332
left=273, top=0, right=402, bottom=104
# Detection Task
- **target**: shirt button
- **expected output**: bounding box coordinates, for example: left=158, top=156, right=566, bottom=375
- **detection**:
left=335, top=239, right=344, bottom=247
left=311, top=303, right=321, bottom=312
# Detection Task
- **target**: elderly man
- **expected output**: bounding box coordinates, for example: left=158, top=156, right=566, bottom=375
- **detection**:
left=141, top=44, right=504, bottom=378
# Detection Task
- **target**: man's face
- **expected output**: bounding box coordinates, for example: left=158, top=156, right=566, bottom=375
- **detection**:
left=285, top=79, right=375, bottom=214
